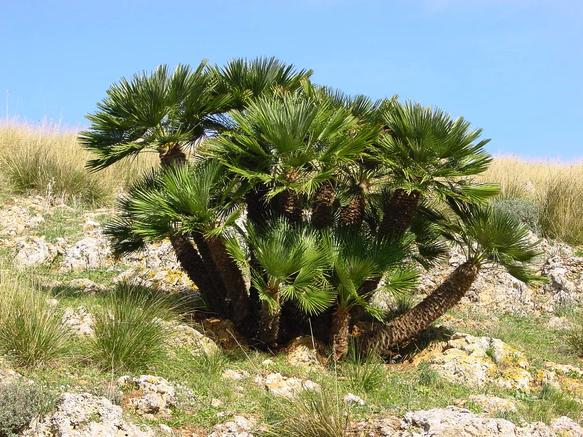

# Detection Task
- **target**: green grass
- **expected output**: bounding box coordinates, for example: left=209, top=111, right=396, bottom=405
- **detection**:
left=0, top=270, right=72, bottom=367
left=88, top=282, right=182, bottom=373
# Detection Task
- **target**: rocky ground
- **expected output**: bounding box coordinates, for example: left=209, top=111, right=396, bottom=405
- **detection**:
left=1, top=195, right=583, bottom=436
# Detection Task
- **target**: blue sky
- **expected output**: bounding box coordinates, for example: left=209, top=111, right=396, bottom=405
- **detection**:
left=0, top=0, right=581, bottom=160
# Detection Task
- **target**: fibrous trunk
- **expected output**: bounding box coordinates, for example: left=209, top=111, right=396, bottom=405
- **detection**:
left=339, top=192, right=366, bottom=227
left=205, top=236, right=249, bottom=328
left=170, top=235, right=221, bottom=309
left=330, top=306, right=351, bottom=361
left=258, top=289, right=280, bottom=348
left=190, top=232, right=230, bottom=316
left=311, top=181, right=335, bottom=229
left=159, top=143, right=187, bottom=166
left=275, top=190, right=303, bottom=225
left=361, top=261, right=479, bottom=353
left=378, top=188, right=420, bottom=238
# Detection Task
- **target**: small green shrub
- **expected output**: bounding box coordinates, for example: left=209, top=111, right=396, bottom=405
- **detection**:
left=0, top=383, right=42, bottom=437
left=0, top=275, right=71, bottom=367
left=491, top=198, right=540, bottom=234
left=89, top=282, right=180, bottom=373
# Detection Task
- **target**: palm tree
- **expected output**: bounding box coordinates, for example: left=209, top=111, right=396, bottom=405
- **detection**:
left=360, top=204, right=546, bottom=353
left=242, top=220, right=335, bottom=347
left=104, top=160, right=249, bottom=325
left=79, top=62, right=230, bottom=296
left=372, top=101, right=498, bottom=239
left=322, top=229, right=418, bottom=359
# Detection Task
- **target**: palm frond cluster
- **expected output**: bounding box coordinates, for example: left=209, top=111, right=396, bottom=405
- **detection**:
left=80, top=57, right=544, bottom=357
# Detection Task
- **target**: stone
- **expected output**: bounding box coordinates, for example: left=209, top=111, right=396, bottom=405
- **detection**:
left=118, top=375, right=176, bottom=419
left=61, top=306, right=94, bottom=337
left=413, top=333, right=533, bottom=392
left=14, top=236, right=57, bottom=268
left=255, top=372, right=320, bottom=397
left=222, top=370, right=250, bottom=381
left=351, top=406, right=583, bottom=436
left=209, top=416, right=255, bottom=437
left=115, top=267, right=196, bottom=294
left=455, top=395, right=517, bottom=414
left=343, top=393, right=365, bottom=406
left=283, top=336, right=326, bottom=369
left=162, top=322, right=220, bottom=356
left=68, top=278, right=107, bottom=294
left=60, top=237, right=111, bottom=271
left=24, top=392, right=155, bottom=437
left=0, top=204, right=44, bottom=236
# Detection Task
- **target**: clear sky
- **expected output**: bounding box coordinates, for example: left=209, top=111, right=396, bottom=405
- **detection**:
left=1, top=0, right=581, bottom=160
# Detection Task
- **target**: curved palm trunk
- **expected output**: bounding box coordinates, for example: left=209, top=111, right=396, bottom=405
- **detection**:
left=330, top=306, right=351, bottom=360
left=339, top=192, right=366, bottom=227
left=361, top=261, right=479, bottom=353
left=378, top=188, right=420, bottom=238
left=311, top=181, right=335, bottom=229
left=206, top=236, right=249, bottom=327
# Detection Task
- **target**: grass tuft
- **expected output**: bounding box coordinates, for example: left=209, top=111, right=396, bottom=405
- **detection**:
left=0, top=269, right=71, bottom=367
left=268, top=388, right=349, bottom=437
left=89, top=282, right=181, bottom=373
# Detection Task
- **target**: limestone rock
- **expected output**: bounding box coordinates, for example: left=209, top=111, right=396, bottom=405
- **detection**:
left=0, top=357, right=32, bottom=385
left=209, top=415, right=255, bottom=437
left=24, top=392, right=155, bottom=437
left=413, top=333, right=533, bottom=391
left=118, top=375, right=176, bottom=419
left=68, top=278, right=107, bottom=294
left=163, top=322, right=220, bottom=356
left=284, top=336, right=326, bottom=369
left=14, top=236, right=57, bottom=268
left=61, top=306, right=94, bottom=337
left=352, top=407, right=583, bottom=436
left=0, top=204, right=44, bottom=237
left=254, top=372, right=320, bottom=397
left=115, top=267, right=196, bottom=294
left=60, top=237, right=111, bottom=271
left=343, top=393, right=365, bottom=405
left=222, top=370, right=250, bottom=381
left=455, top=395, right=517, bottom=414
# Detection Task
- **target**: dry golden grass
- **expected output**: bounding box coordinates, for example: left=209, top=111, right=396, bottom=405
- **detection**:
left=0, top=119, right=157, bottom=205
left=479, top=155, right=583, bottom=246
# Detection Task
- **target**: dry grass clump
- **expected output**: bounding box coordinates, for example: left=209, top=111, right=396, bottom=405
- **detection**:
left=0, top=119, right=156, bottom=205
left=478, top=156, right=583, bottom=246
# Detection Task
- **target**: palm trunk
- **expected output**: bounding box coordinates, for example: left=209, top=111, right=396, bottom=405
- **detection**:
left=378, top=188, right=420, bottom=238
left=245, top=185, right=271, bottom=337
left=330, top=306, right=351, bottom=361
left=275, top=190, right=303, bottom=224
left=245, top=184, right=270, bottom=229
left=361, top=261, right=479, bottom=353
left=312, top=181, right=335, bottom=229
left=169, top=235, right=221, bottom=310
left=159, top=142, right=187, bottom=166
left=190, top=232, right=230, bottom=316
left=258, top=287, right=280, bottom=348
left=339, top=192, right=366, bottom=227
left=206, top=236, right=249, bottom=327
